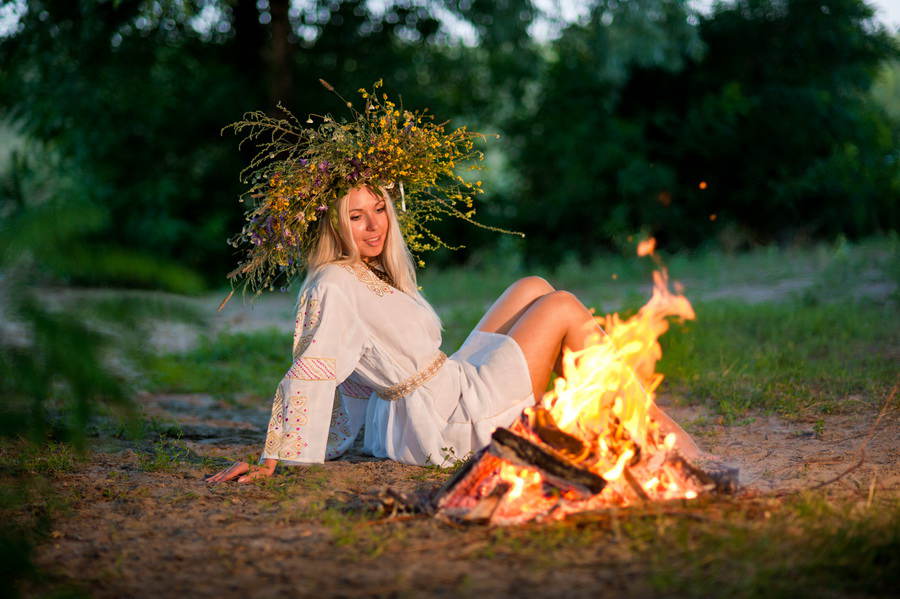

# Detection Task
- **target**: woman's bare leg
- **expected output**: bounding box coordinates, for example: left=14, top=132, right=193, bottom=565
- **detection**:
left=476, top=276, right=555, bottom=335
left=507, top=291, right=602, bottom=400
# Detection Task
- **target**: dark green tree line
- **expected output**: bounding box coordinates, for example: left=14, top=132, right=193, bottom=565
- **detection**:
left=1, top=0, right=897, bottom=279
left=509, top=0, right=898, bottom=261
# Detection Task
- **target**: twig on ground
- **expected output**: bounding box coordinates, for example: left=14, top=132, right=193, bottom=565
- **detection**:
left=358, top=513, right=428, bottom=527
left=785, top=384, right=896, bottom=496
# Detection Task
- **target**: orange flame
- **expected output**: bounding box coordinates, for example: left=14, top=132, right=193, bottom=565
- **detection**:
left=636, top=237, right=656, bottom=257
left=533, top=236, right=697, bottom=502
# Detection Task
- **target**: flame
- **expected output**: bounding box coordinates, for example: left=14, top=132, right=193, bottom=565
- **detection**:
left=636, top=237, right=656, bottom=257
left=534, top=236, right=697, bottom=502
left=446, top=236, right=704, bottom=524
left=501, top=464, right=542, bottom=501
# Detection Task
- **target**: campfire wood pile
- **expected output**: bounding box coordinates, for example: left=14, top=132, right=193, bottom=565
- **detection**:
left=428, top=408, right=738, bottom=526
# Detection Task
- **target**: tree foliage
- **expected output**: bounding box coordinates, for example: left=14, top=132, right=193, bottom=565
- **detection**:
left=511, top=0, right=898, bottom=261
left=0, top=0, right=897, bottom=277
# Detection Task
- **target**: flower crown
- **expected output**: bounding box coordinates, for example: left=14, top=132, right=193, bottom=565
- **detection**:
left=222, top=78, right=520, bottom=295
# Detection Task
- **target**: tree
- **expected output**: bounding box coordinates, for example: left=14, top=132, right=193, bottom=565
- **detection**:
left=508, top=0, right=703, bottom=261
left=624, top=0, right=899, bottom=245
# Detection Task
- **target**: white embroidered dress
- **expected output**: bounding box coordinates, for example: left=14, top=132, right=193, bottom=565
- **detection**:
left=259, top=262, right=535, bottom=466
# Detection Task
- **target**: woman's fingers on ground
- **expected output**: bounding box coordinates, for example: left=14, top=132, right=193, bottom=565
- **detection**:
left=236, top=468, right=271, bottom=483
left=206, top=461, right=249, bottom=483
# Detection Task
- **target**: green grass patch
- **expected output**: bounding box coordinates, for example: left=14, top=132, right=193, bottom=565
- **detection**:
left=146, top=329, right=292, bottom=401
left=659, top=299, right=899, bottom=416
left=640, top=494, right=899, bottom=598
left=137, top=435, right=194, bottom=473
left=0, top=440, right=85, bottom=476
left=471, top=493, right=898, bottom=597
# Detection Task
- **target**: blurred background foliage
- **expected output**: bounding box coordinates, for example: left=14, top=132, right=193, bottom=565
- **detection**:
left=0, top=0, right=895, bottom=282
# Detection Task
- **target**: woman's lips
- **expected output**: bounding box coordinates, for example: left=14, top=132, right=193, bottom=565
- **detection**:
left=364, top=235, right=382, bottom=246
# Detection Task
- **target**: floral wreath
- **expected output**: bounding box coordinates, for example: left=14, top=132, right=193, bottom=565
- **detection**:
left=222, top=78, right=521, bottom=296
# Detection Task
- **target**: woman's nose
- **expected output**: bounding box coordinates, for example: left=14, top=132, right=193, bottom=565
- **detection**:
left=365, top=215, right=376, bottom=230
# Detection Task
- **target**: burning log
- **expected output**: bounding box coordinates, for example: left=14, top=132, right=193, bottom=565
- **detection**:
left=527, top=407, right=591, bottom=462
left=430, top=410, right=740, bottom=525
left=432, top=425, right=606, bottom=518
left=488, top=428, right=606, bottom=496
left=432, top=436, right=739, bottom=525
left=671, top=454, right=740, bottom=495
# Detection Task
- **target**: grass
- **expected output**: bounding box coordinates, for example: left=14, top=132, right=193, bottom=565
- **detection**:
left=137, top=434, right=194, bottom=473
left=146, top=328, right=292, bottom=401
left=468, top=493, right=899, bottom=598
left=639, top=493, right=900, bottom=598
left=145, top=237, right=898, bottom=418
left=659, top=299, right=899, bottom=417
left=0, top=441, right=85, bottom=477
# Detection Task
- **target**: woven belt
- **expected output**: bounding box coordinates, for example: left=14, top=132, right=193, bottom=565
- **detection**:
left=377, top=351, right=448, bottom=401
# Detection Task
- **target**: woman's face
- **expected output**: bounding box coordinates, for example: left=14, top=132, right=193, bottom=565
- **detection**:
left=346, top=186, right=388, bottom=260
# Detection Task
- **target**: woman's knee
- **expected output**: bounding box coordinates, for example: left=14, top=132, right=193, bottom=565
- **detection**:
left=537, top=290, right=585, bottom=318
left=510, top=275, right=554, bottom=299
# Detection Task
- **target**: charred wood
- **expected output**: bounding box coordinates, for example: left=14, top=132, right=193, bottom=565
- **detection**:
left=674, top=454, right=740, bottom=494
left=528, top=407, right=592, bottom=462
left=432, top=449, right=502, bottom=510
left=489, top=428, right=607, bottom=496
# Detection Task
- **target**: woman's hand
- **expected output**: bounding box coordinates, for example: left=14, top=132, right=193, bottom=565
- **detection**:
left=206, top=459, right=275, bottom=484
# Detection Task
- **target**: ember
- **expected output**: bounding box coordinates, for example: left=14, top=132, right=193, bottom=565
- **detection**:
left=432, top=238, right=738, bottom=525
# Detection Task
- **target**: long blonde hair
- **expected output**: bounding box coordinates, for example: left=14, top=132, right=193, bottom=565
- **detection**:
left=302, top=185, right=441, bottom=325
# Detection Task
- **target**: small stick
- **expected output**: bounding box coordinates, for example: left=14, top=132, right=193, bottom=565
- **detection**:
left=623, top=468, right=650, bottom=501
left=805, top=383, right=896, bottom=492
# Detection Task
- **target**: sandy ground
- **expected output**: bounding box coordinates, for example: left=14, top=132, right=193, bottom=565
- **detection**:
left=19, top=387, right=898, bottom=599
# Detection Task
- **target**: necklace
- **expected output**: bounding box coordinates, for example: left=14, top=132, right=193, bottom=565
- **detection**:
left=363, top=260, right=395, bottom=288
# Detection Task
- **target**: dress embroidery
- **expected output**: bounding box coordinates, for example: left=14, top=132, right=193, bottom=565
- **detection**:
left=280, top=391, right=310, bottom=459
left=286, top=356, right=336, bottom=381
left=296, top=296, right=321, bottom=329
left=327, top=389, right=354, bottom=448
left=293, top=334, right=316, bottom=358
left=341, top=263, right=394, bottom=297
left=264, top=385, right=285, bottom=455
left=377, top=351, right=448, bottom=401
left=340, top=379, right=374, bottom=400
left=364, top=261, right=396, bottom=287
left=293, top=295, right=321, bottom=357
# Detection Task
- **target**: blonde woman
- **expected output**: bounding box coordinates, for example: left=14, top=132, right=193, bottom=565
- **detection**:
left=208, top=184, right=699, bottom=483
left=208, top=81, right=699, bottom=483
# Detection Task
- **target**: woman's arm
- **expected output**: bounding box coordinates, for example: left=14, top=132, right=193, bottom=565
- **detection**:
left=207, top=273, right=366, bottom=483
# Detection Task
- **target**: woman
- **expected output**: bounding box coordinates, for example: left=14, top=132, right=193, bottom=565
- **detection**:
left=208, top=184, right=699, bottom=484
left=208, top=81, right=698, bottom=484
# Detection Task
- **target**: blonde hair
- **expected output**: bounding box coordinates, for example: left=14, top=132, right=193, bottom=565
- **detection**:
left=301, top=185, right=441, bottom=325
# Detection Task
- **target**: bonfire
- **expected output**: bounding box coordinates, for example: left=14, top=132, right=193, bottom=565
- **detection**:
left=425, top=238, right=738, bottom=525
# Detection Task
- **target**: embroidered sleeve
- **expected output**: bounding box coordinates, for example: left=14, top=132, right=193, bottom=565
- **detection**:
left=325, top=377, right=374, bottom=460
left=260, top=281, right=366, bottom=464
